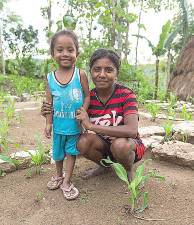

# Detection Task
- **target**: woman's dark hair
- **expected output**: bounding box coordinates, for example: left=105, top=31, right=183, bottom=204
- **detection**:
left=50, top=30, right=79, bottom=56
left=89, top=48, right=121, bottom=74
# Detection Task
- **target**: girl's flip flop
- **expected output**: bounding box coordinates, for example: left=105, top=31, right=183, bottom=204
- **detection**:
left=60, top=183, right=79, bottom=200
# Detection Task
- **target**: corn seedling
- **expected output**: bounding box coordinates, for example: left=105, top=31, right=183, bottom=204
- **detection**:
left=28, top=135, right=48, bottom=174
left=162, top=120, right=174, bottom=142
left=145, top=103, right=160, bottom=121
left=101, top=158, right=165, bottom=213
left=167, top=106, right=176, bottom=120
left=180, top=105, right=193, bottom=121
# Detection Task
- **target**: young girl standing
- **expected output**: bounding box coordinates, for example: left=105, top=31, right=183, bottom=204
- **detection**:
left=45, top=30, right=90, bottom=200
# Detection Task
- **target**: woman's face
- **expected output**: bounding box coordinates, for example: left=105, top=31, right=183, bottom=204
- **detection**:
left=90, top=57, right=118, bottom=91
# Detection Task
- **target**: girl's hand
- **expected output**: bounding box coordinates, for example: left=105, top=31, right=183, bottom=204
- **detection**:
left=76, top=107, right=92, bottom=130
left=44, top=124, right=52, bottom=139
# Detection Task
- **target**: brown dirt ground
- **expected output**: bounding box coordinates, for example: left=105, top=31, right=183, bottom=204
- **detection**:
left=1, top=102, right=194, bottom=225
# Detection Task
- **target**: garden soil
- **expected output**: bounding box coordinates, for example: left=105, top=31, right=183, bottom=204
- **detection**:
left=1, top=102, right=194, bottom=225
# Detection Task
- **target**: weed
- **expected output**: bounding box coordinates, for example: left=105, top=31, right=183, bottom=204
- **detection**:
left=145, top=103, right=160, bottom=121
left=0, top=118, right=9, bottom=152
left=35, top=191, right=44, bottom=202
left=101, top=158, right=165, bottom=213
left=4, top=99, right=15, bottom=122
left=79, top=194, right=89, bottom=204
left=0, top=169, right=6, bottom=177
left=26, top=168, right=33, bottom=178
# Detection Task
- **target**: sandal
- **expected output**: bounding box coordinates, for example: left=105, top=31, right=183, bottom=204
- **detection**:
left=47, top=175, right=64, bottom=190
left=60, top=183, right=79, bottom=200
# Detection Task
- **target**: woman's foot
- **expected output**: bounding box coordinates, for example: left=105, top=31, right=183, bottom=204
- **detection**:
left=81, top=165, right=111, bottom=180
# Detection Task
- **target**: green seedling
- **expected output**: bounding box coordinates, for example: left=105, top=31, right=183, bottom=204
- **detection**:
left=26, top=168, right=33, bottom=178
left=0, top=153, right=20, bottom=167
left=145, top=103, right=161, bottom=121
left=167, top=106, right=176, bottom=119
left=27, top=135, right=48, bottom=174
left=0, top=118, right=9, bottom=152
left=180, top=105, right=193, bottom=121
left=163, top=120, right=174, bottom=142
left=35, top=191, right=44, bottom=202
left=101, top=158, right=165, bottom=213
left=0, top=169, right=6, bottom=177
left=168, top=93, right=177, bottom=109
left=4, top=99, right=15, bottom=122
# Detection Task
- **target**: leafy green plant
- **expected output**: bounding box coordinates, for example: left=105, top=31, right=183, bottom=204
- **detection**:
left=0, top=153, right=20, bottom=167
left=4, top=99, right=15, bottom=122
left=162, top=120, right=174, bottom=142
left=101, top=158, right=165, bottom=213
left=167, top=106, right=176, bottom=119
left=0, top=118, right=9, bottom=152
left=180, top=105, right=193, bottom=121
left=35, top=191, right=44, bottom=202
left=27, top=135, right=48, bottom=174
left=0, top=169, right=6, bottom=177
left=167, top=93, right=177, bottom=109
left=145, top=103, right=161, bottom=121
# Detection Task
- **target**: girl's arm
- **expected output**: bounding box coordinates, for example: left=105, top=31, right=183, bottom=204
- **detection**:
left=44, top=81, right=53, bottom=138
left=80, top=70, right=90, bottom=110
left=45, top=81, right=53, bottom=124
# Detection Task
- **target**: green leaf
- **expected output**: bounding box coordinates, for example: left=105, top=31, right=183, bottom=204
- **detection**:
left=112, top=162, right=129, bottom=185
left=154, top=20, right=171, bottom=56
left=132, top=34, right=155, bottom=52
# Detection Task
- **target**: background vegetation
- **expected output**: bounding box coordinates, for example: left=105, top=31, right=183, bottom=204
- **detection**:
left=0, top=0, right=194, bottom=101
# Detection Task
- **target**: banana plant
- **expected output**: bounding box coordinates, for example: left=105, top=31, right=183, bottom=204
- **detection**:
left=133, top=20, right=179, bottom=99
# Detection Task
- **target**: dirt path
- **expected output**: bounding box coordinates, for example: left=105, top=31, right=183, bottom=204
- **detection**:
left=1, top=102, right=194, bottom=225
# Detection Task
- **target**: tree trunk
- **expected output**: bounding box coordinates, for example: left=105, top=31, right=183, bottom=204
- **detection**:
left=165, top=49, right=172, bottom=98
left=47, top=0, right=52, bottom=44
left=135, top=0, right=143, bottom=68
left=0, top=26, right=5, bottom=75
left=154, top=58, right=159, bottom=99
left=88, top=5, right=93, bottom=46
left=123, top=1, right=129, bottom=60
left=110, top=0, right=116, bottom=47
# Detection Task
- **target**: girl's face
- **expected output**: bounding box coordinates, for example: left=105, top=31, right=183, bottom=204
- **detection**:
left=90, top=57, right=118, bottom=91
left=53, top=35, right=77, bottom=69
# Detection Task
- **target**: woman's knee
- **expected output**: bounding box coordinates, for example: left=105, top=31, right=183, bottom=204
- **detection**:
left=110, top=138, right=135, bottom=156
left=77, top=134, right=91, bottom=154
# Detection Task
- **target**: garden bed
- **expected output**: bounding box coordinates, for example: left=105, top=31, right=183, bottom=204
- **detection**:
left=0, top=102, right=194, bottom=225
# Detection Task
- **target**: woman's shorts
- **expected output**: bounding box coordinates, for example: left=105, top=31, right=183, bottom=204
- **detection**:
left=98, top=135, right=145, bottom=163
left=52, top=133, right=80, bottom=161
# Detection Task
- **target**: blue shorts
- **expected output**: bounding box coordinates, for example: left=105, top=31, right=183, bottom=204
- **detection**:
left=52, top=133, right=80, bottom=161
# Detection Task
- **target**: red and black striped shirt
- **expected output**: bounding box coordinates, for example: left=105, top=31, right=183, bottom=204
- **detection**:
left=88, top=83, right=138, bottom=127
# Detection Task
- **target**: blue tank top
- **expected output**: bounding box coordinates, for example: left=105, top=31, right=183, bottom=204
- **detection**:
left=47, top=67, right=84, bottom=135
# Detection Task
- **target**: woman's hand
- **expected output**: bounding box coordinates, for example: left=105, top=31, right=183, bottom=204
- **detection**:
left=76, top=107, right=92, bottom=130
left=41, top=101, right=53, bottom=117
